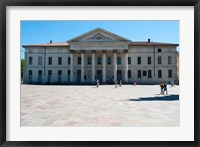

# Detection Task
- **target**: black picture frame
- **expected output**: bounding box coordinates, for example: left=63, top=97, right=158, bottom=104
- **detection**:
left=0, top=0, right=199, bottom=146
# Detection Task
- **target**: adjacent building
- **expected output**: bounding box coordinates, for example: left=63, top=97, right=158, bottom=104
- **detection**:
left=22, top=28, right=179, bottom=84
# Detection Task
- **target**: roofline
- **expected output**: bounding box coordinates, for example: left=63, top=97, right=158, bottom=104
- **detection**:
left=22, top=43, right=70, bottom=48
left=129, top=42, right=179, bottom=46
left=67, top=27, right=131, bottom=42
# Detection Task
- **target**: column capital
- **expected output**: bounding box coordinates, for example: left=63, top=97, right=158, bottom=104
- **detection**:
left=113, top=50, right=117, bottom=53
left=102, top=50, right=107, bottom=53
left=124, top=50, right=128, bottom=53
left=92, top=50, right=96, bottom=53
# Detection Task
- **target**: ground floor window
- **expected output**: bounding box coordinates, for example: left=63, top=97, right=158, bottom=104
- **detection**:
left=148, top=70, right=152, bottom=78
left=38, top=70, right=42, bottom=82
left=128, top=70, right=131, bottom=78
left=168, top=69, right=172, bottom=78
left=28, top=70, right=32, bottom=82
left=138, top=70, right=141, bottom=78
left=158, top=70, right=162, bottom=78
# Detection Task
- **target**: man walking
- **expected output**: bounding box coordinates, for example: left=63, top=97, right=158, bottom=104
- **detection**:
left=163, top=82, right=168, bottom=95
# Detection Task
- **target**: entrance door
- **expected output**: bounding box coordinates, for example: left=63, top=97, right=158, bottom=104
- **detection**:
left=117, top=70, right=122, bottom=81
left=97, top=70, right=102, bottom=83
left=77, top=70, right=81, bottom=83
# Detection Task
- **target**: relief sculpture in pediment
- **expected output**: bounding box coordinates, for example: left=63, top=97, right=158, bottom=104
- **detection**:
left=85, top=33, right=113, bottom=41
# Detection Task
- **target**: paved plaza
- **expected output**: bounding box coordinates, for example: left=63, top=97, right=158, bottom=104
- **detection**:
left=21, top=84, right=179, bottom=127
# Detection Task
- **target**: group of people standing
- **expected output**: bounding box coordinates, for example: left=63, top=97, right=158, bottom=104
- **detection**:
left=160, top=82, right=168, bottom=95
left=96, top=79, right=122, bottom=88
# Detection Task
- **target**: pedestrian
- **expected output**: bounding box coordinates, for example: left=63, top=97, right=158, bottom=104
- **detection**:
left=115, top=81, right=117, bottom=88
left=134, top=81, right=136, bottom=86
left=160, top=82, right=164, bottom=94
left=119, top=80, right=122, bottom=87
left=96, top=79, right=99, bottom=88
left=163, top=82, right=168, bottom=95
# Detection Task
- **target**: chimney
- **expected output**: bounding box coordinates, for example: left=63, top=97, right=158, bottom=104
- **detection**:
left=50, top=40, right=52, bottom=44
left=148, top=38, right=150, bottom=43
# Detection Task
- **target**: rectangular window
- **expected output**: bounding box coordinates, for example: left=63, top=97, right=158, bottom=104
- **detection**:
left=128, top=57, right=131, bottom=64
left=143, top=71, right=147, bottom=76
left=28, top=57, right=33, bottom=65
left=58, top=70, right=62, bottom=82
left=168, top=69, right=172, bottom=78
left=68, top=70, right=70, bottom=76
left=117, top=57, right=121, bottom=64
left=148, top=70, right=152, bottom=78
left=78, top=57, right=81, bottom=65
left=168, top=56, right=172, bottom=64
left=48, top=57, right=52, bottom=65
left=58, top=57, right=62, bottom=65
left=38, top=70, right=42, bottom=75
left=68, top=57, right=70, bottom=65
left=28, top=70, right=32, bottom=75
left=97, top=57, right=101, bottom=65
left=38, top=57, right=43, bottom=65
left=137, top=57, right=141, bottom=64
left=58, top=70, right=62, bottom=75
left=158, top=70, right=162, bottom=78
left=128, top=70, right=131, bottom=78
left=87, top=57, right=91, bottom=65
left=158, top=56, right=162, bottom=64
left=107, top=57, right=111, bottom=65
left=138, top=70, right=141, bottom=78
left=48, top=70, right=52, bottom=75
left=148, top=57, right=151, bottom=64
left=158, top=49, right=162, bottom=52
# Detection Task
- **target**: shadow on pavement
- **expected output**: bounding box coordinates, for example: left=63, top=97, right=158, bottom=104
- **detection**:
left=129, top=94, right=179, bottom=101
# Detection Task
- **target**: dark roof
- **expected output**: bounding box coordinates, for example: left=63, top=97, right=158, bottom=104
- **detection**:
left=22, top=42, right=69, bottom=48
left=129, top=42, right=179, bottom=46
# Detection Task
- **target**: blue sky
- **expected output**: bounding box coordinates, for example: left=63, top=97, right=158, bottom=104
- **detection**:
left=21, top=20, right=179, bottom=59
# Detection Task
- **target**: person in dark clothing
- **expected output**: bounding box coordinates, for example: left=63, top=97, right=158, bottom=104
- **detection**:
left=163, top=82, right=168, bottom=95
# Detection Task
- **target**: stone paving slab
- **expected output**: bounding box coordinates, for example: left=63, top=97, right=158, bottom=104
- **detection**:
left=21, top=84, right=179, bottom=127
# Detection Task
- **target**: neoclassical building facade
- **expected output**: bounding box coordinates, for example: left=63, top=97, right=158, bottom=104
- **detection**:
left=22, top=28, right=179, bottom=84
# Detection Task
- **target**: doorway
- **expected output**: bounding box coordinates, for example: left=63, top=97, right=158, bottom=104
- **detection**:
left=77, top=70, right=81, bottom=83
left=117, top=70, right=122, bottom=81
left=96, top=70, right=102, bottom=83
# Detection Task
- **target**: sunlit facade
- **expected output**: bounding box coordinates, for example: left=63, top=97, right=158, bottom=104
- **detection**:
left=23, top=28, right=178, bottom=84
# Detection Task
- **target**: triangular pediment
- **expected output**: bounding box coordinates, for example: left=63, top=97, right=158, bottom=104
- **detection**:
left=84, top=33, right=113, bottom=41
left=67, top=28, right=131, bottom=42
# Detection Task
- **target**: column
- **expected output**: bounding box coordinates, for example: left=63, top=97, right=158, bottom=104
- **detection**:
left=92, top=50, right=96, bottom=83
left=102, top=50, right=106, bottom=83
left=81, top=50, right=85, bottom=82
left=113, top=50, right=117, bottom=82
left=124, top=50, right=128, bottom=83
left=70, top=50, right=74, bottom=83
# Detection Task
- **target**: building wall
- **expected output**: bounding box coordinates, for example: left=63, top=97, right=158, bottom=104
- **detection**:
left=23, top=45, right=177, bottom=84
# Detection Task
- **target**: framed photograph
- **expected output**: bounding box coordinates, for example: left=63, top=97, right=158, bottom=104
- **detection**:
left=0, top=0, right=199, bottom=146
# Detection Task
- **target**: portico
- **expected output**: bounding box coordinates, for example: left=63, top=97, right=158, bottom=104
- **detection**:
left=69, top=49, right=129, bottom=84
left=67, top=28, right=130, bottom=84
